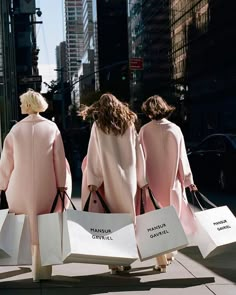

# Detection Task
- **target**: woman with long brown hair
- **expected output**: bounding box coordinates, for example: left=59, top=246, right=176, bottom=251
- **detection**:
left=79, top=93, right=148, bottom=274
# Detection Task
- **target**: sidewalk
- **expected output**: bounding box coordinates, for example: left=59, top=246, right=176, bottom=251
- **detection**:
left=0, top=192, right=235, bottom=294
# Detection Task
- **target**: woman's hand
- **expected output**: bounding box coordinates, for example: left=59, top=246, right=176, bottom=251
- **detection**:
left=141, top=183, right=149, bottom=189
left=58, top=187, right=67, bottom=192
left=189, top=184, right=198, bottom=191
left=88, top=185, right=97, bottom=192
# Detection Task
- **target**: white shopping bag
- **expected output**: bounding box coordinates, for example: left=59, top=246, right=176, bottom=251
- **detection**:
left=38, top=189, right=75, bottom=266
left=0, top=209, right=9, bottom=257
left=0, top=209, right=9, bottom=231
left=135, top=188, right=188, bottom=261
left=63, top=209, right=138, bottom=265
left=38, top=212, right=63, bottom=266
left=193, top=205, right=236, bottom=258
left=0, top=213, right=32, bottom=265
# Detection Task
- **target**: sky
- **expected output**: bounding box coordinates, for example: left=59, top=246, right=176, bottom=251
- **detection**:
left=35, top=0, right=65, bottom=92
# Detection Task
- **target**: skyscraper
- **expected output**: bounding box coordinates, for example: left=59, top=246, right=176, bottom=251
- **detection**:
left=64, top=0, right=84, bottom=80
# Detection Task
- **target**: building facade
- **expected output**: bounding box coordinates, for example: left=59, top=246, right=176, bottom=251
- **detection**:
left=170, top=0, right=236, bottom=140
left=64, top=0, right=84, bottom=80
left=0, top=0, right=18, bottom=144
left=128, top=0, right=172, bottom=113
left=95, top=0, right=130, bottom=101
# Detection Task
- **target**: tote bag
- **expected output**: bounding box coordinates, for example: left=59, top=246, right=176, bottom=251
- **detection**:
left=190, top=191, right=236, bottom=258
left=0, top=213, right=32, bottom=265
left=63, top=191, right=138, bottom=265
left=135, top=188, right=188, bottom=261
left=38, top=190, right=76, bottom=266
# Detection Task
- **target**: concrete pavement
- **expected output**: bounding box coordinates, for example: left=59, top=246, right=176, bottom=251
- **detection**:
left=0, top=190, right=236, bottom=294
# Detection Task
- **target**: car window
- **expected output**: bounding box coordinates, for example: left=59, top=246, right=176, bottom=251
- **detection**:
left=198, top=136, right=226, bottom=152
left=228, top=135, right=236, bottom=149
left=215, top=137, right=226, bottom=151
left=198, top=137, right=217, bottom=151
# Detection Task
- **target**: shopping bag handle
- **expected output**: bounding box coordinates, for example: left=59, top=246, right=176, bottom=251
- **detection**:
left=0, top=190, right=8, bottom=210
left=50, top=189, right=77, bottom=213
left=140, top=187, right=160, bottom=214
left=83, top=190, right=111, bottom=213
left=190, top=190, right=217, bottom=211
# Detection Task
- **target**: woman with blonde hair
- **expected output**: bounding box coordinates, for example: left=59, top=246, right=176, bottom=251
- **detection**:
left=138, top=94, right=197, bottom=273
left=0, top=89, right=71, bottom=282
left=79, top=92, right=148, bottom=274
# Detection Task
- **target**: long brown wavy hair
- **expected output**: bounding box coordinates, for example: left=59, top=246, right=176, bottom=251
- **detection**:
left=141, top=95, right=175, bottom=120
left=79, top=93, right=137, bottom=135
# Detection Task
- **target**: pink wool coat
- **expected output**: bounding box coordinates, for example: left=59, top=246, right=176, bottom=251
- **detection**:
left=0, top=114, right=71, bottom=244
left=138, top=118, right=196, bottom=235
left=81, top=122, right=148, bottom=219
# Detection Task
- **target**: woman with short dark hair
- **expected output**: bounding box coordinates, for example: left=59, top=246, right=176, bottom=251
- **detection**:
left=139, top=95, right=197, bottom=273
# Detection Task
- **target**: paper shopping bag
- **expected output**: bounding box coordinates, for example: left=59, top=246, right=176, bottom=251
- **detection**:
left=63, top=209, right=138, bottom=265
left=193, top=205, right=236, bottom=258
left=38, top=189, right=76, bottom=266
left=0, top=213, right=31, bottom=265
left=135, top=188, right=188, bottom=261
left=0, top=209, right=9, bottom=231
left=0, top=209, right=9, bottom=257
left=189, top=191, right=236, bottom=258
left=38, top=212, right=63, bottom=266
left=17, top=215, right=32, bottom=265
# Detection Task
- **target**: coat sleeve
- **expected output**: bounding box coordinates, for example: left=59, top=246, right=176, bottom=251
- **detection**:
left=178, top=131, right=194, bottom=188
left=86, top=123, right=103, bottom=188
left=53, top=128, right=67, bottom=187
left=136, top=130, right=148, bottom=188
left=0, top=133, right=14, bottom=190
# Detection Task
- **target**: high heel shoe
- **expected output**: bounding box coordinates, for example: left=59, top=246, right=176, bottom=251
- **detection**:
left=153, top=265, right=167, bottom=273
left=109, top=265, right=131, bottom=274
left=167, top=256, right=175, bottom=265
left=109, top=265, right=122, bottom=274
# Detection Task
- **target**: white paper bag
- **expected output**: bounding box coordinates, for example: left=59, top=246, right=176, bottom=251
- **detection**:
left=63, top=209, right=138, bottom=265
left=0, top=213, right=31, bottom=265
left=0, top=209, right=9, bottom=231
left=0, top=209, right=9, bottom=257
left=38, top=212, right=63, bottom=266
left=17, top=215, right=32, bottom=265
left=193, top=205, right=236, bottom=258
left=136, top=205, right=189, bottom=261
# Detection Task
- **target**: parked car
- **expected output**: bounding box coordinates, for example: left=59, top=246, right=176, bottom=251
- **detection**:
left=187, top=133, right=236, bottom=191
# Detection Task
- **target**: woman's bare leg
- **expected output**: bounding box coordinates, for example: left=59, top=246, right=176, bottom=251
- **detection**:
left=31, top=245, right=52, bottom=282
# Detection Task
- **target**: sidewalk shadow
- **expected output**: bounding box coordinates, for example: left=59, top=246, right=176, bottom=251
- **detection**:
left=180, top=246, right=236, bottom=283
left=0, top=267, right=31, bottom=280
left=43, top=271, right=215, bottom=294
left=0, top=268, right=214, bottom=294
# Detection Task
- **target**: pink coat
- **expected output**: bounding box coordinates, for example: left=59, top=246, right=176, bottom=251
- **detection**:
left=138, top=119, right=196, bottom=235
left=81, top=122, right=147, bottom=219
left=0, top=114, right=71, bottom=244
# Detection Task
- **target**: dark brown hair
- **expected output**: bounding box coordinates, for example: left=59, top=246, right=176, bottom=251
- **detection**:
left=79, top=93, right=137, bottom=135
left=141, top=95, right=175, bottom=120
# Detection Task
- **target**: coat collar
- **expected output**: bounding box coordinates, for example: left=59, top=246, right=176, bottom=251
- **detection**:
left=152, top=118, right=170, bottom=124
left=21, top=114, right=46, bottom=122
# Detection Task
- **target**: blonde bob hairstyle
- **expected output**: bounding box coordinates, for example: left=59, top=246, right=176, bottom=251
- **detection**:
left=141, top=95, right=175, bottom=120
left=20, top=89, right=48, bottom=113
